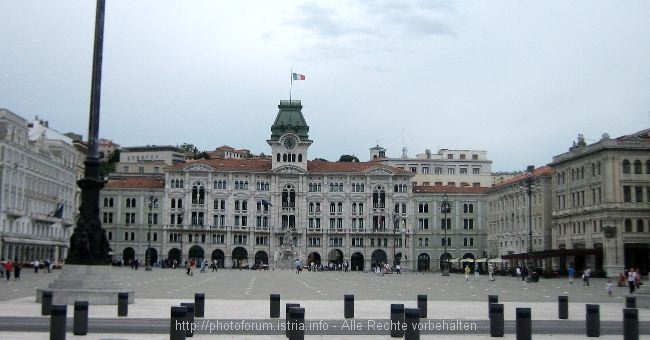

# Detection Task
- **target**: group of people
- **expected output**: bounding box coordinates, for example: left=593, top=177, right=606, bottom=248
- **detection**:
left=184, top=258, right=219, bottom=276
left=1, top=258, right=56, bottom=281
left=462, top=264, right=497, bottom=281
left=1, top=259, right=21, bottom=280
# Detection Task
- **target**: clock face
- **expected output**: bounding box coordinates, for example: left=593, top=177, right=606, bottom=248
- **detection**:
left=284, top=136, right=296, bottom=149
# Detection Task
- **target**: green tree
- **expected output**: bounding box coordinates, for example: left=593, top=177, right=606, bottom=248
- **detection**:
left=100, top=149, right=120, bottom=176
left=338, top=154, right=359, bottom=162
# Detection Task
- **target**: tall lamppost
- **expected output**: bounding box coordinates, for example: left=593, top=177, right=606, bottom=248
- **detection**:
left=179, top=207, right=185, bottom=267
left=441, top=191, right=452, bottom=276
left=145, top=195, right=156, bottom=271
left=392, top=212, right=399, bottom=269
left=520, top=165, right=536, bottom=282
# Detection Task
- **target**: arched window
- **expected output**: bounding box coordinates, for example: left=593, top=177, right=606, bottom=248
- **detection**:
left=171, top=199, right=176, bottom=209
left=292, top=154, right=296, bottom=162
left=178, top=199, right=183, bottom=209
left=298, top=154, right=302, bottom=162
left=622, top=160, right=631, bottom=174
left=625, top=219, right=632, bottom=232
left=235, top=200, right=240, bottom=211
left=330, top=203, right=336, bottom=213
left=309, top=203, right=314, bottom=213
left=352, top=203, right=357, bottom=213
left=401, top=203, right=406, bottom=213
left=277, top=153, right=281, bottom=162
left=637, top=219, right=644, bottom=232
left=373, top=186, right=385, bottom=209
left=337, top=202, right=343, bottom=213
left=214, top=199, right=218, bottom=209
left=283, top=154, right=287, bottom=162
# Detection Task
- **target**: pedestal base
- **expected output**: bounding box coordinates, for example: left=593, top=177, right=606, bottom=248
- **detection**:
left=36, top=265, right=134, bottom=305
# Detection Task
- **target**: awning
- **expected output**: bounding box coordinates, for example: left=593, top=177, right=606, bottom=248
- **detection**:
left=460, top=258, right=475, bottom=263
left=488, top=258, right=506, bottom=263
left=501, top=248, right=602, bottom=260
left=474, top=258, right=487, bottom=263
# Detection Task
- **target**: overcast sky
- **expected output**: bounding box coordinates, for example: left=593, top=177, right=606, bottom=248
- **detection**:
left=1, top=0, right=648, bottom=171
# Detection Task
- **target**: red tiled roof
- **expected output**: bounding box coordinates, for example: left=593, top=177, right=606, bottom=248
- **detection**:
left=165, top=159, right=410, bottom=175
left=413, top=186, right=488, bottom=194
left=166, top=158, right=272, bottom=172
left=307, top=161, right=412, bottom=174
left=105, top=177, right=165, bottom=189
left=490, top=165, right=553, bottom=190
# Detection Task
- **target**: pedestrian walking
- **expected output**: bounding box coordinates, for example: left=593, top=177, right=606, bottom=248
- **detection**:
left=488, top=264, right=495, bottom=281
left=473, top=266, right=480, bottom=280
left=464, top=265, right=470, bottom=282
left=568, top=265, right=575, bottom=285
left=582, top=267, right=591, bottom=286
left=628, top=268, right=637, bottom=294
left=33, top=260, right=40, bottom=273
left=606, top=279, right=613, bottom=296
left=3, top=260, right=12, bottom=281
left=13, top=259, right=21, bottom=280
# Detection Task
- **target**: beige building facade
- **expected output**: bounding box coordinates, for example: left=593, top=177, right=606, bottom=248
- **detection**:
left=486, top=166, right=554, bottom=265
left=372, top=147, right=493, bottom=188
left=550, top=131, right=650, bottom=276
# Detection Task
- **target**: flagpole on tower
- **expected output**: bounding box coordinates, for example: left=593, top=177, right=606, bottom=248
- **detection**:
left=290, top=68, right=293, bottom=103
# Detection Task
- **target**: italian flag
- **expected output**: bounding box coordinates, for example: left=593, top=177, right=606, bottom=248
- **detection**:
left=292, top=73, right=306, bottom=80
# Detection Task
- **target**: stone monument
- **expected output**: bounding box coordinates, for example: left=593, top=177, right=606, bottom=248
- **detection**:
left=36, top=0, right=133, bottom=305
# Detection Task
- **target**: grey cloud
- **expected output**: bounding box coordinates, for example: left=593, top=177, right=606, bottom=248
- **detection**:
left=283, top=0, right=456, bottom=62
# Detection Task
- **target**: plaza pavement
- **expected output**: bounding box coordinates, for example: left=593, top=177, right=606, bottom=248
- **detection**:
left=0, top=267, right=647, bottom=339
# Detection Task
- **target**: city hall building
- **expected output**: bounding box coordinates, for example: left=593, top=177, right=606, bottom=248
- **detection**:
left=100, top=100, right=488, bottom=271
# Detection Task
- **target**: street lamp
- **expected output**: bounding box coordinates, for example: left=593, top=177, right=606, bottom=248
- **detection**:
left=520, top=165, right=536, bottom=282
left=179, top=207, right=185, bottom=267
left=392, top=212, right=399, bottom=269
left=145, top=195, right=156, bottom=271
left=441, top=191, right=452, bottom=276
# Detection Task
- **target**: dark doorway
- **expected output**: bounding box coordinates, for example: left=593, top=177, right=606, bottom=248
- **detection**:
left=351, top=252, right=364, bottom=271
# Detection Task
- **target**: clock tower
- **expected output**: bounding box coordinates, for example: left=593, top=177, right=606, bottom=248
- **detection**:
left=268, top=100, right=312, bottom=171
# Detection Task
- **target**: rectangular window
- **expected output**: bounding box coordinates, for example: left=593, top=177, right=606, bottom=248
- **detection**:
left=422, top=167, right=429, bottom=174
left=635, top=186, right=643, bottom=202
left=623, top=186, right=631, bottom=202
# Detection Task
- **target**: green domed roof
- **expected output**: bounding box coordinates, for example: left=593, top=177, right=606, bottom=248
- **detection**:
left=270, top=100, right=310, bottom=140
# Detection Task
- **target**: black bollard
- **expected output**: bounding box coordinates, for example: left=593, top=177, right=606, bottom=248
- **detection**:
left=344, top=294, right=354, bottom=318
left=626, top=295, right=636, bottom=309
left=42, top=290, right=53, bottom=316
left=417, top=294, right=427, bottom=318
left=180, top=302, right=195, bottom=338
left=585, top=304, right=600, bottom=337
left=390, top=304, right=405, bottom=338
left=49, top=304, right=67, bottom=340
left=270, top=294, right=281, bottom=318
left=285, top=303, right=300, bottom=338
left=515, top=308, right=531, bottom=340
left=558, top=296, right=568, bottom=320
left=170, top=306, right=187, bottom=340
left=488, top=294, right=498, bottom=319
left=404, top=308, right=420, bottom=340
left=194, top=293, right=205, bottom=318
left=117, top=292, right=128, bottom=317
left=623, top=308, right=638, bottom=340
left=288, top=307, right=305, bottom=340
left=489, top=303, right=504, bottom=337
left=73, top=301, right=89, bottom=336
